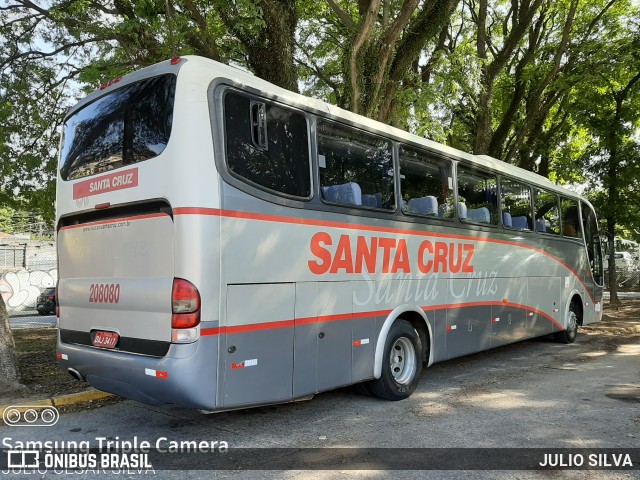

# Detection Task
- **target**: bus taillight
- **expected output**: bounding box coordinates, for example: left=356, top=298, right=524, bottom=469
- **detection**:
left=171, top=278, right=201, bottom=343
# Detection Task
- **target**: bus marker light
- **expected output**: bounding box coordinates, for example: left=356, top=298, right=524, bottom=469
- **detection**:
left=353, top=338, right=370, bottom=347
left=553, top=308, right=559, bottom=313
left=170, top=57, right=182, bottom=65
left=145, top=369, right=168, bottom=379
left=56, top=353, right=68, bottom=360
left=446, top=325, right=457, bottom=332
left=528, top=312, right=534, bottom=317
left=492, top=317, right=500, bottom=323
left=232, top=359, right=257, bottom=369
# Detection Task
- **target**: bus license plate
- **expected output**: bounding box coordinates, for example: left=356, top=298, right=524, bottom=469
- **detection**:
left=92, top=331, right=119, bottom=349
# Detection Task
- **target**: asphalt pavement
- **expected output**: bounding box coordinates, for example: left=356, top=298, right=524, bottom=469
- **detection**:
left=8, top=312, right=56, bottom=329
left=1, top=327, right=638, bottom=480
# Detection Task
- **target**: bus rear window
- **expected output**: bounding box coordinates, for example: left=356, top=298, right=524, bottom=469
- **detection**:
left=60, top=74, right=176, bottom=181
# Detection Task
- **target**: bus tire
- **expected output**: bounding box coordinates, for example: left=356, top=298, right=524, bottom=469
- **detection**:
left=555, top=301, right=579, bottom=344
left=369, top=319, right=423, bottom=401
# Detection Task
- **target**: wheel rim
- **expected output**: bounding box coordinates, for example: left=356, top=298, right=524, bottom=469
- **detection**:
left=389, top=336, right=416, bottom=385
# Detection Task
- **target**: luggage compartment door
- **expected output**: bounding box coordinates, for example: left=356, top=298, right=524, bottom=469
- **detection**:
left=222, top=283, right=294, bottom=408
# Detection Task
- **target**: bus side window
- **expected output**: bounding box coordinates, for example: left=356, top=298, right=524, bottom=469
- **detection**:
left=456, top=165, right=498, bottom=225
left=560, top=197, right=583, bottom=239
left=500, top=178, right=532, bottom=231
left=318, top=121, right=394, bottom=210
left=399, top=146, right=454, bottom=219
left=224, top=92, right=311, bottom=198
left=533, top=189, right=560, bottom=235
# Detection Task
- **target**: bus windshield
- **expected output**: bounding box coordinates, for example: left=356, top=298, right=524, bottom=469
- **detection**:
left=59, top=74, right=176, bottom=181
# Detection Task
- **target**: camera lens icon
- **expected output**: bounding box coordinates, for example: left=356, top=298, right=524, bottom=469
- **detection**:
left=2, top=405, right=59, bottom=427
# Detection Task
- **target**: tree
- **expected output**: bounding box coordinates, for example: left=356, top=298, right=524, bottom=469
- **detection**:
left=436, top=0, right=624, bottom=175
left=579, top=38, right=640, bottom=303
left=299, top=0, right=459, bottom=124
left=0, top=0, right=303, bottom=222
left=0, top=296, right=22, bottom=393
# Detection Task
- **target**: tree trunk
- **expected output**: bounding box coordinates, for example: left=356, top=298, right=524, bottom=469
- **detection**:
left=474, top=85, right=493, bottom=154
left=607, top=227, right=620, bottom=305
left=0, top=295, right=22, bottom=393
left=246, top=0, right=300, bottom=93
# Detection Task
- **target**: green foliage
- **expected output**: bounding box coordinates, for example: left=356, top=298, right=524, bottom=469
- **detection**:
left=1, top=0, right=639, bottom=239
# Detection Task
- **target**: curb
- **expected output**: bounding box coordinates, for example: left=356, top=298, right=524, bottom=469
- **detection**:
left=52, top=390, right=114, bottom=407
left=0, top=389, right=114, bottom=417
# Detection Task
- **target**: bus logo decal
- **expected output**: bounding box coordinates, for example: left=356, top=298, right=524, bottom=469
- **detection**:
left=308, top=233, right=475, bottom=275
left=72, top=168, right=139, bottom=199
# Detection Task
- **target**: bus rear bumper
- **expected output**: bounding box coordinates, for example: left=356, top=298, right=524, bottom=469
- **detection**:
left=56, top=335, right=218, bottom=410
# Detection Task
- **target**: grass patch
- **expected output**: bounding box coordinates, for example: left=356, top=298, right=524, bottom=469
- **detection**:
left=13, top=328, right=87, bottom=397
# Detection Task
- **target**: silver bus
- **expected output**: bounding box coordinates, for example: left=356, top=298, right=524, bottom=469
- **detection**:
left=56, top=56, right=604, bottom=411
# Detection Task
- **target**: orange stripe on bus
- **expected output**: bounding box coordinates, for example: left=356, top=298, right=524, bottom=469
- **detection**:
left=174, top=207, right=596, bottom=304
left=200, top=301, right=564, bottom=337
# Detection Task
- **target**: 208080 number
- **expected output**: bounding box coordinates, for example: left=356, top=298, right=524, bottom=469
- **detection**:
left=89, top=283, right=120, bottom=303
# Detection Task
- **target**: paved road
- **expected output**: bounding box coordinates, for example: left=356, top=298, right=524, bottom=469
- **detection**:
left=2, top=328, right=638, bottom=479
left=604, top=291, right=640, bottom=300
left=9, top=313, right=56, bottom=329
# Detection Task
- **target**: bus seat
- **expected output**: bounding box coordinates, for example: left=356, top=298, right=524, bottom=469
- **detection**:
left=362, top=193, right=382, bottom=208
left=512, top=216, right=529, bottom=229
left=408, top=196, right=438, bottom=216
left=323, top=182, right=362, bottom=206
left=467, top=207, right=490, bottom=223
left=458, top=202, right=467, bottom=220
left=503, top=212, right=512, bottom=227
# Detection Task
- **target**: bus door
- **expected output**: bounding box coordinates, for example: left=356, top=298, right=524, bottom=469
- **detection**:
left=582, top=201, right=605, bottom=307
left=222, top=283, right=294, bottom=407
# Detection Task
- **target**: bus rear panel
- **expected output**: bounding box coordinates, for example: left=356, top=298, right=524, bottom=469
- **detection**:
left=56, top=58, right=221, bottom=409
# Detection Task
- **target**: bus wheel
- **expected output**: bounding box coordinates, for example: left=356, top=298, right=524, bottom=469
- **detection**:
left=555, top=302, right=579, bottom=344
left=370, top=319, right=423, bottom=401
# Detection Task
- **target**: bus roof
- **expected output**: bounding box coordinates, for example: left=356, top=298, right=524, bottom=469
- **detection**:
left=69, top=55, right=592, bottom=208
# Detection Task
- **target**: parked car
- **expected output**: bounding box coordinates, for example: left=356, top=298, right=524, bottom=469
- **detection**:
left=36, top=287, right=56, bottom=315
left=604, top=252, right=636, bottom=272
left=604, top=252, right=639, bottom=290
